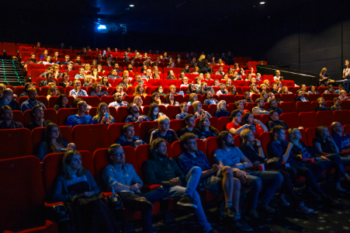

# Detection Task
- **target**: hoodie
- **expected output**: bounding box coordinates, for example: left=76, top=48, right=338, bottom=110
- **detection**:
left=143, top=151, right=185, bottom=188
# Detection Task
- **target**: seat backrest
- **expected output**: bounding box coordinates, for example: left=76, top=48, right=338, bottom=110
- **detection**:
left=205, top=136, right=219, bottom=165
left=305, top=127, right=317, bottom=147
left=140, top=121, right=159, bottom=141
left=333, top=110, right=350, bottom=125
left=280, top=102, right=297, bottom=113
left=280, top=112, right=300, bottom=128
left=299, top=112, right=318, bottom=128
left=316, top=111, right=334, bottom=126
left=12, top=110, right=24, bottom=125
left=79, top=96, right=101, bottom=107
left=43, top=151, right=94, bottom=202
left=0, top=128, right=32, bottom=159
left=57, top=108, right=78, bottom=126
left=218, top=116, right=231, bottom=131
left=260, top=132, right=273, bottom=155
left=72, top=124, right=109, bottom=153
left=171, top=139, right=206, bottom=160
left=166, top=106, right=181, bottom=119
left=0, top=156, right=46, bottom=231
left=170, top=119, right=186, bottom=134
left=340, top=100, right=350, bottom=110
left=280, top=94, right=295, bottom=102
left=116, top=106, right=129, bottom=122
left=108, top=122, right=140, bottom=145
left=296, top=101, right=312, bottom=113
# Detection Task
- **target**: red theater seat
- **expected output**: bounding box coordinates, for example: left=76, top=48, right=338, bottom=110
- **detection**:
left=316, top=111, right=334, bottom=126
left=280, top=112, right=300, bottom=128
left=0, top=128, right=32, bottom=159
left=299, top=112, right=318, bottom=128
left=296, top=102, right=312, bottom=113
left=72, top=124, right=109, bottom=153
left=57, top=108, right=78, bottom=126
left=333, top=110, right=350, bottom=125
left=280, top=102, right=297, bottom=113
left=205, top=137, right=219, bottom=165
left=0, top=156, right=58, bottom=233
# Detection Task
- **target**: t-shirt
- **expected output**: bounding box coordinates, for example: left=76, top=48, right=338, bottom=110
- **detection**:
left=226, top=122, right=240, bottom=131
left=177, top=127, right=201, bottom=138
left=332, top=132, right=350, bottom=151
left=66, top=115, right=93, bottom=127
left=240, top=144, right=265, bottom=163
left=213, top=147, right=245, bottom=167
left=313, top=137, right=337, bottom=154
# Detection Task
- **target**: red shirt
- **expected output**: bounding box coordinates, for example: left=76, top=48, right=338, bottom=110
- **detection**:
left=226, top=122, right=241, bottom=130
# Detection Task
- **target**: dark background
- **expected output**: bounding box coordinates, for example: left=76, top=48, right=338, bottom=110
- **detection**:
left=1, top=0, right=349, bottom=79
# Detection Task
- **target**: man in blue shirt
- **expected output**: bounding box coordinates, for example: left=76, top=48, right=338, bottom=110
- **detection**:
left=0, top=89, right=20, bottom=110
left=0, top=106, right=23, bottom=129
left=20, top=87, right=46, bottom=113
left=331, top=122, right=350, bottom=152
left=115, top=124, right=144, bottom=147
left=66, top=101, right=92, bottom=128
left=177, top=133, right=252, bottom=231
left=267, top=99, right=283, bottom=115
left=103, top=144, right=165, bottom=233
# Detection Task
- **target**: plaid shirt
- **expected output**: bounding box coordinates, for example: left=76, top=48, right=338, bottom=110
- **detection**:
left=69, top=89, right=88, bottom=98
left=125, top=114, right=149, bottom=123
left=150, top=129, right=178, bottom=144
left=175, top=112, right=188, bottom=120
left=177, top=150, right=211, bottom=175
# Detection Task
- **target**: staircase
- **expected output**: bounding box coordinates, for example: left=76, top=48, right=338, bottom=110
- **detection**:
left=0, top=59, right=26, bottom=86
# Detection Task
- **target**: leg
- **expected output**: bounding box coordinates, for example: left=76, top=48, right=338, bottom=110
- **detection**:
left=279, top=168, right=301, bottom=205
left=243, top=175, right=262, bottom=210
left=294, top=165, right=323, bottom=194
left=184, top=166, right=202, bottom=198
left=232, top=178, right=241, bottom=215
left=303, top=161, right=325, bottom=181
left=221, top=166, right=233, bottom=204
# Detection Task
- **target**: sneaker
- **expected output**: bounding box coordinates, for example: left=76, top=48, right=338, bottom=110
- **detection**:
left=233, top=219, right=254, bottom=231
left=221, top=206, right=235, bottom=219
left=297, top=202, right=314, bottom=214
left=321, top=193, right=339, bottom=207
left=247, top=209, right=259, bottom=219
left=278, top=194, right=290, bottom=206
left=177, top=195, right=197, bottom=209
left=258, top=204, right=275, bottom=213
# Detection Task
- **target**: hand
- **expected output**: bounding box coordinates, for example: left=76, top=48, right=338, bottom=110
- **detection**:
left=212, top=164, right=222, bottom=172
left=235, top=170, right=248, bottom=184
left=296, top=154, right=303, bottom=160
left=243, top=124, right=251, bottom=129
left=137, top=116, right=145, bottom=122
left=255, top=139, right=261, bottom=147
left=321, top=156, right=330, bottom=161
left=253, top=161, right=260, bottom=166
left=102, top=116, right=108, bottom=123
left=169, top=178, right=182, bottom=187
left=67, top=143, right=75, bottom=149
left=253, top=119, right=260, bottom=124
left=84, top=191, right=93, bottom=197
left=288, top=142, right=294, bottom=148
left=130, top=184, right=140, bottom=192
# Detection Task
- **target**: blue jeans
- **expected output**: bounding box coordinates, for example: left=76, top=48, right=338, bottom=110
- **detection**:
left=291, top=161, right=325, bottom=194
left=244, top=171, right=283, bottom=209
left=319, top=154, right=349, bottom=182
left=166, top=166, right=213, bottom=233
left=344, top=77, right=350, bottom=93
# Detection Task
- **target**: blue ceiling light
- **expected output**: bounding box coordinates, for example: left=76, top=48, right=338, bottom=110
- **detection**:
left=97, top=25, right=106, bottom=30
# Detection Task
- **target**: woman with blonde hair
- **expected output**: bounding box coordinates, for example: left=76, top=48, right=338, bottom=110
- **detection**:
left=133, top=84, right=147, bottom=97
left=250, top=85, right=260, bottom=95
left=245, top=73, right=253, bottom=82
left=133, top=95, right=144, bottom=110
left=192, top=101, right=211, bottom=118
left=97, top=64, right=105, bottom=73
left=197, top=54, right=210, bottom=74
left=91, top=68, right=100, bottom=80
left=214, top=100, right=230, bottom=118
left=83, top=75, right=94, bottom=88
left=91, top=82, right=109, bottom=97
left=187, top=93, right=198, bottom=106
left=281, top=86, right=292, bottom=94
left=47, top=85, right=60, bottom=100
left=240, top=129, right=314, bottom=213
left=263, top=79, right=271, bottom=88
left=92, top=102, right=114, bottom=125
left=122, top=70, right=131, bottom=80
left=319, top=67, right=334, bottom=86
left=84, top=63, right=92, bottom=73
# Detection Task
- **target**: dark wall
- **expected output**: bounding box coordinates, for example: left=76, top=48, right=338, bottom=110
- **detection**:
left=264, top=1, right=350, bottom=80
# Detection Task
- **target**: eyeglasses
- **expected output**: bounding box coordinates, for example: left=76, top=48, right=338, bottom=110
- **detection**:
left=112, top=152, right=125, bottom=157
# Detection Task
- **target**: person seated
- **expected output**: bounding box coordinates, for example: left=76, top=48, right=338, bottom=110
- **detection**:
left=133, top=84, right=147, bottom=97
left=177, top=114, right=201, bottom=139
left=166, top=70, right=176, bottom=80
left=267, top=110, right=289, bottom=131
left=177, top=133, right=252, bottom=231
left=155, top=86, right=165, bottom=97
left=0, top=89, right=20, bottom=110
left=274, top=70, right=282, bottom=81
left=24, top=53, right=37, bottom=69
left=0, top=106, right=23, bottom=129
left=26, top=105, right=51, bottom=131
left=330, top=97, right=343, bottom=111
left=144, top=138, right=218, bottom=233
left=295, top=90, right=309, bottom=102
left=103, top=144, right=166, bottom=233
left=66, top=101, right=92, bottom=128
left=62, top=55, right=71, bottom=65
left=39, top=73, right=56, bottom=88
left=116, top=124, right=144, bottom=147
left=324, top=84, right=335, bottom=94
left=107, top=69, right=121, bottom=80
left=240, top=129, right=313, bottom=213
left=203, top=91, right=218, bottom=106
left=19, top=83, right=33, bottom=97
left=241, top=112, right=268, bottom=136
left=269, top=84, right=279, bottom=94
left=180, top=76, right=189, bottom=88
left=315, top=97, right=331, bottom=112
left=46, top=85, right=60, bottom=101
left=193, top=101, right=211, bottom=118
left=319, top=68, right=334, bottom=86
left=90, top=83, right=109, bottom=98
left=78, top=47, right=88, bottom=56
left=331, top=122, right=350, bottom=152
left=204, top=73, right=212, bottom=81
left=197, top=82, right=214, bottom=95
left=226, top=110, right=250, bottom=135
left=334, top=83, right=344, bottom=94
left=215, top=66, right=225, bottom=76
left=59, top=73, right=73, bottom=89
left=165, top=93, right=180, bottom=106
left=20, top=87, right=46, bottom=113
left=125, top=103, right=149, bottom=123
left=52, top=65, right=62, bottom=79
left=54, top=94, right=71, bottom=111
left=186, top=84, right=197, bottom=95
left=338, top=90, right=350, bottom=101
left=150, top=115, right=178, bottom=144
left=198, top=116, right=219, bottom=139
left=75, top=68, right=86, bottom=79
left=174, top=102, right=188, bottom=120
left=133, top=96, right=144, bottom=111
left=37, top=123, right=75, bottom=161
left=69, top=80, right=88, bottom=98
left=243, top=92, right=252, bottom=103
left=216, top=83, right=228, bottom=96
left=151, top=92, right=162, bottom=105
left=267, top=99, right=283, bottom=115
left=92, top=102, right=115, bottom=125
left=215, top=131, right=283, bottom=216
left=234, top=100, right=249, bottom=115
left=83, top=75, right=94, bottom=88
left=141, top=69, right=153, bottom=80
left=303, top=126, right=350, bottom=192
left=280, top=86, right=291, bottom=94
left=252, top=98, right=269, bottom=115
left=259, top=84, right=268, bottom=94
left=307, top=85, right=318, bottom=94
left=108, top=92, right=128, bottom=110
left=169, top=85, right=180, bottom=96
left=118, top=76, right=131, bottom=89
left=42, top=56, right=54, bottom=66
left=269, top=126, right=338, bottom=205
left=215, top=100, right=230, bottom=118
left=147, top=103, right=163, bottom=121
left=228, top=86, right=238, bottom=96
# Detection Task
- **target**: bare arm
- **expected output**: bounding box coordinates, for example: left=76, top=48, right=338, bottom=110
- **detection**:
left=282, top=143, right=293, bottom=162
left=229, top=124, right=250, bottom=135
left=255, top=120, right=268, bottom=132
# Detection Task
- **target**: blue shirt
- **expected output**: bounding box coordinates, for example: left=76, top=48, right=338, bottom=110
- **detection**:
left=214, top=147, right=245, bottom=167
left=214, top=110, right=230, bottom=118
left=90, top=91, right=109, bottom=98
left=175, top=112, right=188, bottom=120
left=332, top=132, right=350, bottom=151
left=20, top=100, right=46, bottom=113
left=116, top=135, right=143, bottom=147
left=178, top=151, right=211, bottom=175
left=66, top=114, right=93, bottom=127
left=103, top=163, right=143, bottom=191
left=108, top=101, right=128, bottom=109
left=150, top=128, right=179, bottom=144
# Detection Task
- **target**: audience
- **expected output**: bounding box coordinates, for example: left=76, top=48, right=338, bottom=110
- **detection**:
left=203, top=91, right=218, bottom=105
left=37, top=123, right=75, bottom=161
left=103, top=144, right=165, bottom=233
left=176, top=102, right=189, bottom=120
left=331, top=122, right=350, bottom=152
left=339, top=90, right=350, bottom=101
left=115, top=124, right=144, bottom=147
left=108, top=92, right=128, bottom=110
left=144, top=138, right=217, bottom=233
left=69, top=80, right=88, bottom=98
left=165, top=93, right=180, bottom=106
left=54, top=94, right=71, bottom=111
left=66, top=101, right=93, bottom=128
left=0, top=89, right=20, bottom=110
left=0, top=106, right=23, bottom=129
left=187, top=93, right=198, bottom=106
left=92, top=102, right=115, bottom=125
left=147, top=103, right=163, bottom=121
left=331, top=97, right=343, bottom=111
left=193, top=101, right=211, bottom=118
left=27, top=104, right=51, bottom=131
left=90, top=83, right=109, bottom=97
left=267, top=110, right=289, bottom=131
left=295, top=90, right=309, bottom=102
left=177, top=114, right=201, bottom=138
left=150, top=115, right=178, bottom=144
left=46, top=85, right=60, bottom=101
left=226, top=110, right=250, bottom=135
left=267, top=99, right=283, bottom=114
left=252, top=98, right=269, bottom=115
left=20, top=87, right=46, bottom=113
left=177, top=133, right=251, bottom=231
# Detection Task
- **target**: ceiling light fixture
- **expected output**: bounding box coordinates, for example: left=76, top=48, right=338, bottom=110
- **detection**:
left=260, top=2, right=265, bottom=4
left=130, top=4, right=134, bottom=7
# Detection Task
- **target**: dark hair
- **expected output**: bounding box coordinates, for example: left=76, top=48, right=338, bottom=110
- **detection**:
left=241, top=112, right=252, bottom=125
left=56, top=94, right=70, bottom=109
left=122, top=124, right=134, bottom=134
left=272, top=125, right=284, bottom=136
left=187, top=84, right=197, bottom=94
left=255, top=98, right=263, bottom=105
left=333, top=97, right=339, bottom=104
left=1, top=105, right=12, bottom=117
left=165, top=93, right=175, bottom=105
left=31, top=104, right=43, bottom=121
left=150, top=138, right=166, bottom=154
left=204, top=90, right=212, bottom=98
left=147, top=103, right=160, bottom=119
left=230, top=109, right=241, bottom=121
left=184, top=114, right=195, bottom=124
left=108, top=143, right=122, bottom=158
left=156, top=86, right=163, bottom=93
left=198, top=116, right=219, bottom=135
left=179, top=132, right=197, bottom=150
left=45, top=123, right=64, bottom=153
left=268, top=110, right=278, bottom=117
left=217, top=131, right=230, bottom=148
left=151, top=92, right=159, bottom=104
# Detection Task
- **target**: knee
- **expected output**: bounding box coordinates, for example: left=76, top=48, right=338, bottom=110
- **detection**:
left=276, top=173, right=284, bottom=185
left=252, top=177, right=262, bottom=190
left=191, top=166, right=202, bottom=175
left=222, top=166, right=233, bottom=176
left=233, top=178, right=241, bottom=189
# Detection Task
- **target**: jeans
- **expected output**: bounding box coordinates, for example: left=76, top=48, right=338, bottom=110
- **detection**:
left=273, top=167, right=301, bottom=205
left=119, top=187, right=166, bottom=233
left=344, top=77, right=350, bottom=93
left=319, top=154, right=349, bottom=182
left=166, top=166, right=213, bottom=233
left=244, top=171, right=283, bottom=209
left=291, top=161, right=325, bottom=194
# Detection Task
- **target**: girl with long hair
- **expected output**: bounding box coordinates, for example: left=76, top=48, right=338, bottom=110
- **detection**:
left=198, top=116, right=219, bottom=139
left=92, top=102, right=114, bottom=125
